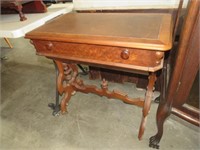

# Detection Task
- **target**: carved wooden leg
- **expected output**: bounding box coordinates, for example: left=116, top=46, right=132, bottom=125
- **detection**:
left=149, top=101, right=171, bottom=149
left=15, top=4, right=27, bottom=21
left=138, top=73, right=157, bottom=140
left=54, top=60, right=78, bottom=114
left=60, top=86, right=74, bottom=114
left=149, top=59, right=170, bottom=149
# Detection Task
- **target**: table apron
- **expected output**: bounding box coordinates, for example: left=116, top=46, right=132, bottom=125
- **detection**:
left=32, top=40, right=164, bottom=72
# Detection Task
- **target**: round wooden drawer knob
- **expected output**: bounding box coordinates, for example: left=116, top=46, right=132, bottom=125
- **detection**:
left=121, top=49, right=130, bottom=60
left=46, top=42, right=53, bottom=50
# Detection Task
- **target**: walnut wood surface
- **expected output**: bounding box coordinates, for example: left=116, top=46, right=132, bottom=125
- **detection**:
left=32, top=40, right=164, bottom=72
left=26, top=12, right=174, bottom=147
left=26, top=13, right=173, bottom=51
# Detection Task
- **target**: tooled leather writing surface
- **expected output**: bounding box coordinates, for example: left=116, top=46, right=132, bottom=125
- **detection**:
left=34, top=13, right=161, bottom=39
left=26, top=13, right=172, bottom=51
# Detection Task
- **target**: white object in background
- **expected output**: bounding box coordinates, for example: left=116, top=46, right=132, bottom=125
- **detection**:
left=0, top=3, right=73, bottom=38
left=73, top=0, right=188, bottom=10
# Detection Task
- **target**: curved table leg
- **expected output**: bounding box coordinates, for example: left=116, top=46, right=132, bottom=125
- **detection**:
left=52, top=61, right=78, bottom=114
left=149, top=59, right=171, bottom=149
left=149, top=101, right=171, bottom=149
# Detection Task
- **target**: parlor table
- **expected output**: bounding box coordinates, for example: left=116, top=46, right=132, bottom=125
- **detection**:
left=25, top=13, right=173, bottom=148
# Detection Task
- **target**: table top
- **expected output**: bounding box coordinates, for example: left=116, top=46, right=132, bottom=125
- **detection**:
left=26, top=13, right=173, bottom=51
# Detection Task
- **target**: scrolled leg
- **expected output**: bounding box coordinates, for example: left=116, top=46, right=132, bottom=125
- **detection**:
left=149, top=60, right=171, bottom=149
left=60, top=86, right=74, bottom=114
left=149, top=101, right=171, bottom=149
left=53, top=61, right=78, bottom=114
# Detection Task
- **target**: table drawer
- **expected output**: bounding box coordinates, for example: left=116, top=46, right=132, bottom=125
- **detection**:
left=32, top=40, right=164, bottom=72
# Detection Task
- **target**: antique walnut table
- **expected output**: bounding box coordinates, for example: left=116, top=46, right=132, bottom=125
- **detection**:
left=25, top=13, right=173, bottom=147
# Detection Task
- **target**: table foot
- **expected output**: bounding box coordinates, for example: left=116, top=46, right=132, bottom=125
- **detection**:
left=19, top=16, right=27, bottom=21
left=48, top=103, right=61, bottom=116
left=149, top=135, right=160, bottom=149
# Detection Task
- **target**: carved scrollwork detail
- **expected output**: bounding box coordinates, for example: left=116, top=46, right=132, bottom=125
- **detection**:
left=54, top=60, right=145, bottom=113
left=54, top=60, right=156, bottom=140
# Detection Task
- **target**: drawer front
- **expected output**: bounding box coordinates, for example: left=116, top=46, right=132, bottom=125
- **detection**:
left=32, top=40, right=164, bottom=72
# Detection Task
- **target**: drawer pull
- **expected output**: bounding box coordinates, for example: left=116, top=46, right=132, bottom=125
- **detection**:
left=45, top=42, right=53, bottom=50
left=121, top=49, right=130, bottom=60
